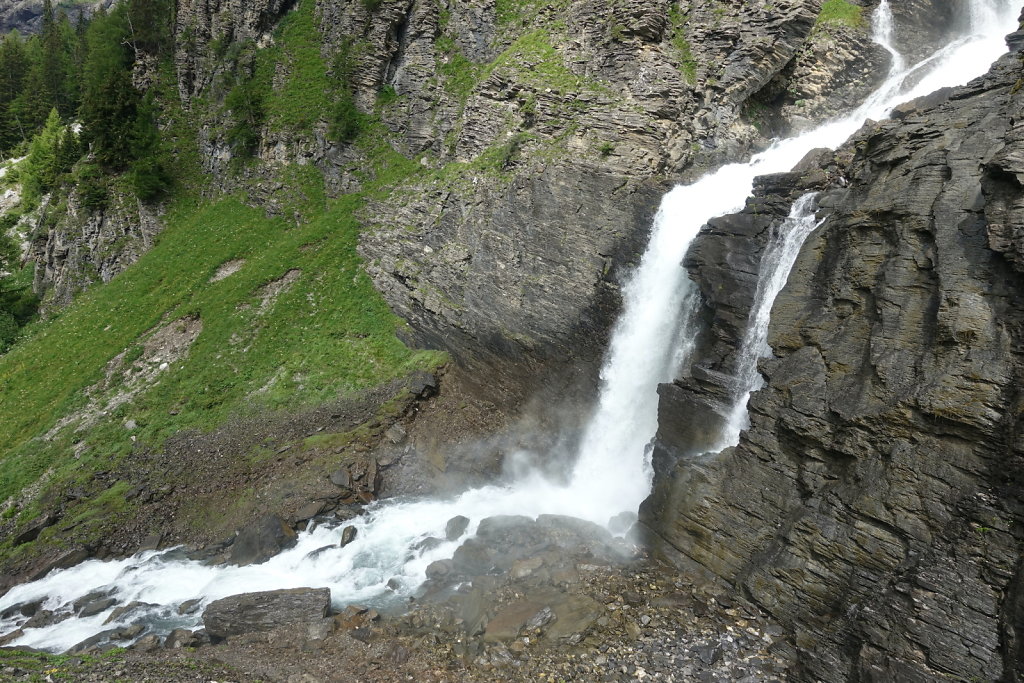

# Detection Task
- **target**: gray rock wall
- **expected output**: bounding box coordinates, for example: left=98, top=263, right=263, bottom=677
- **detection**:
left=30, top=190, right=163, bottom=311
left=644, top=38, right=1024, bottom=683
left=356, top=0, right=836, bottom=399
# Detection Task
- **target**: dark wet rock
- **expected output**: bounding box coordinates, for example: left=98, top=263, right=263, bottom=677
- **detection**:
left=77, top=597, right=117, bottom=618
left=339, top=525, right=358, bottom=548
left=109, top=624, right=144, bottom=641
left=129, top=634, right=162, bottom=652
left=414, top=536, right=444, bottom=554
left=202, top=588, right=331, bottom=641
left=185, top=536, right=235, bottom=564
left=164, top=628, right=198, bottom=649
left=72, top=589, right=113, bottom=612
left=28, top=548, right=91, bottom=581
left=177, top=599, right=202, bottom=616
left=451, top=540, right=493, bottom=576
left=0, top=599, right=42, bottom=620
left=293, top=501, right=326, bottom=523
left=0, top=629, right=24, bottom=647
left=12, top=513, right=57, bottom=546
left=645, top=40, right=1024, bottom=683
left=407, top=371, right=439, bottom=399
left=304, top=545, right=335, bottom=561
left=425, top=559, right=453, bottom=580
left=228, top=515, right=297, bottom=566
left=68, top=629, right=120, bottom=655
left=444, top=515, right=470, bottom=541
left=23, top=609, right=71, bottom=629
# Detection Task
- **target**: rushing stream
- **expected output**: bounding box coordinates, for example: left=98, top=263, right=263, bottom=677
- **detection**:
left=0, top=0, right=1018, bottom=653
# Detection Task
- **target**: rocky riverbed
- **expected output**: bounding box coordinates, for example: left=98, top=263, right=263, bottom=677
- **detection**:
left=0, top=534, right=792, bottom=682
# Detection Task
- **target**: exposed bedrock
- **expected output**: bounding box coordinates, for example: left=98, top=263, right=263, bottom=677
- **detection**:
left=644, top=35, right=1024, bottom=683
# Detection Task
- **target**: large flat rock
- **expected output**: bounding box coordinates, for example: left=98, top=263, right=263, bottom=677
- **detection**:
left=202, top=588, right=331, bottom=641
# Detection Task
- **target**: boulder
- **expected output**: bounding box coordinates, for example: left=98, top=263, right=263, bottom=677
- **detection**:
left=78, top=597, right=117, bottom=618
left=293, top=501, right=326, bottom=523
left=484, top=600, right=548, bottom=642
left=12, top=513, right=57, bottom=546
left=228, top=515, right=297, bottom=566
left=68, top=629, right=119, bottom=654
left=202, top=588, right=331, bottom=641
left=105, top=601, right=158, bottom=624
left=339, top=525, right=358, bottom=547
left=329, top=467, right=353, bottom=489
left=165, top=628, right=198, bottom=649
left=444, top=515, right=470, bottom=541
left=424, top=559, right=453, bottom=579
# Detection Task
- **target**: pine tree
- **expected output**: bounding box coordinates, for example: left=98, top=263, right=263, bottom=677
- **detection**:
left=127, top=94, right=168, bottom=200
left=39, top=0, right=66, bottom=114
left=0, top=32, right=29, bottom=151
left=20, top=108, right=64, bottom=202
left=79, top=7, right=138, bottom=170
left=126, top=0, right=175, bottom=57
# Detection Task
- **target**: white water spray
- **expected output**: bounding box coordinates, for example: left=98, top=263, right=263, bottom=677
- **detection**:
left=0, top=0, right=1018, bottom=652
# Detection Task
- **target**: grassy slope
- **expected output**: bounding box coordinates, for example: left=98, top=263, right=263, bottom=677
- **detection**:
left=0, top=0, right=444, bottom=560
left=0, top=0, right=632, bottom=559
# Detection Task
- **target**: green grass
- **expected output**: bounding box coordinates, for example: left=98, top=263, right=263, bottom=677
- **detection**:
left=494, top=0, right=571, bottom=27
left=816, top=0, right=865, bottom=28
left=487, top=30, right=599, bottom=95
left=0, top=162, right=441, bottom=511
left=255, top=0, right=334, bottom=131
left=669, top=6, right=698, bottom=84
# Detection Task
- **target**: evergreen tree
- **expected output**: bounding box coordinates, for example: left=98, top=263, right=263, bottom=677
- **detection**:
left=0, top=216, right=37, bottom=352
left=126, top=0, right=175, bottom=57
left=20, top=108, right=64, bottom=202
left=39, top=1, right=67, bottom=114
left=127, top=94, right=168, bottom=200
left=0, top=32, right=30, bottom=152
left=79, top=7, right=138, bottom=170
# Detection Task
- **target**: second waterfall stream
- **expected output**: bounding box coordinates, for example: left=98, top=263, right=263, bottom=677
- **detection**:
left=0, top=0, right=1018, bottom=652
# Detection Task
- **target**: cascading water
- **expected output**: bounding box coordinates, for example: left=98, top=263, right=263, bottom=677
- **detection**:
left=0, top=0, right=1018, bottom=653
left=718, top=194, right=825, bottom=446
left=873, top=0, right=905, bottom=73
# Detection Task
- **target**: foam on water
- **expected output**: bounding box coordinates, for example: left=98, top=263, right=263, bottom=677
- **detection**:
left=1, top=0, right=1018, bottom=652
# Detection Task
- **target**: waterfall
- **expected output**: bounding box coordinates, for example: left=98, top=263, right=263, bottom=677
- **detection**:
left=718, top=194, right=824, bottom=446
left=0, top=0, right=1018, bottom=654
left=874, top=0, right=905, bottom=73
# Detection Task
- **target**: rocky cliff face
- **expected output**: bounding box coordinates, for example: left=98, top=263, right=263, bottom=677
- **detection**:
left=29, top=191, right=163, bottom=310
left=0, top=0, right=115, bottom=35
left=644, top=31, right=1024, bottom=683
left=349, top=0, right=870, bottom=399
left=23, top=0, right=911, bottom=400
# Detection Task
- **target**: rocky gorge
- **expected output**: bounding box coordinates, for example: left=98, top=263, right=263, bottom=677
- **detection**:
left=0, top=0, right=1022, bottom=682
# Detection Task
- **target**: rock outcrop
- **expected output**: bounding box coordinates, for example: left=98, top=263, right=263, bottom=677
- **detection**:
left=29, top=190, right=164, bottom=311
left=644, top=32, right=1024, bottom=683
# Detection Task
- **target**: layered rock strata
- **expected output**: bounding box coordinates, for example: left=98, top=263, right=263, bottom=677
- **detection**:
left=644, top=33, right=1024, bottom=683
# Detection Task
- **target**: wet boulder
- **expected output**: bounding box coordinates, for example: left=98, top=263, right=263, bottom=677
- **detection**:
left=202, top=587, right=331, bottom=641
left=228, top=515, right=297, bottom=566
left=445, top=515, right=470, bottom=541
left=339, top=525, right=358, bottom=547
